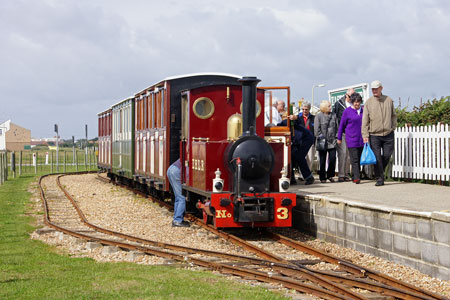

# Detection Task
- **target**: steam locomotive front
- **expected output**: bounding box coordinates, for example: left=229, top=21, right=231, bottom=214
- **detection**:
left=225, top=77, right=277, bottom=223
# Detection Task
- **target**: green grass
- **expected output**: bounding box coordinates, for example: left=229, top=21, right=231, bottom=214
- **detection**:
left=0, top=175, right=288, bottom=300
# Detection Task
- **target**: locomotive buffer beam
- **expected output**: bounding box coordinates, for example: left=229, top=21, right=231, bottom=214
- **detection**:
left=234, top=197, right=274, bottom=223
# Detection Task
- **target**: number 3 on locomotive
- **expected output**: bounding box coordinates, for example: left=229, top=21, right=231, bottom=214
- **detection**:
left=276, top=207, right=289, bottom=220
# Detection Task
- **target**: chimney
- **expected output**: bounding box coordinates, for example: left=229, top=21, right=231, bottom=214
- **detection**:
left=239, top=76, right=261, bottom=136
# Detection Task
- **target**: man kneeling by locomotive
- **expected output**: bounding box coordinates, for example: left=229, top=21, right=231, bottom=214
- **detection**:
left=167, top=159, right=190, bottom=227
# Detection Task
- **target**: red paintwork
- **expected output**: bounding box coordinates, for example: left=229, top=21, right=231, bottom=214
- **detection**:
left=210, top=192, right=297, bottom=228
left=183, top=85, right=265, bottom=189
left=134, top=85, right=169, bottom=189
left=181, top=84, right=295, bottom=228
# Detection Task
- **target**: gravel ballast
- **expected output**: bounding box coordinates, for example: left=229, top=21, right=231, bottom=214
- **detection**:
left=31, top=173, right=450, bottom=297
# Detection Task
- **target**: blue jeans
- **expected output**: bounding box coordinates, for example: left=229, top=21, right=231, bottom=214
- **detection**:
left=167, top=163, right=186, bottom=223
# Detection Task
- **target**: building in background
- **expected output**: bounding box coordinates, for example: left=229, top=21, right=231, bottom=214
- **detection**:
left=0, top=120, right=31, bottom=151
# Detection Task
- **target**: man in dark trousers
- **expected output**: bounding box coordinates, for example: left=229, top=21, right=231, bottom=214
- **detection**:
left=280, top=119, right=315, bottom=185
left=294, top=102, right=315, bottom=171
left=362, top=80, right=397, bottom=186
left=333, top=88, right=354, bottom=182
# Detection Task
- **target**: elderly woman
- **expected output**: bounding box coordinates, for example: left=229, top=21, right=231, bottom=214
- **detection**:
left=314, top=100, right=339, bottom=183
left=337, top=93, right=364, bottom=183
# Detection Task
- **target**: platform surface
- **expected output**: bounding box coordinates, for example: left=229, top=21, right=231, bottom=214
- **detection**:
left=289, top=178, right=450, bottom=215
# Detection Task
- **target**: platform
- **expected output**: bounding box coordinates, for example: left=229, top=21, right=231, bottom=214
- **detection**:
left=289, top=179, right=450, bottom=280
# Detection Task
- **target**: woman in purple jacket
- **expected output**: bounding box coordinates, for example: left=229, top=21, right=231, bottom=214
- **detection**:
left=337, top=93, right=364, bottom=183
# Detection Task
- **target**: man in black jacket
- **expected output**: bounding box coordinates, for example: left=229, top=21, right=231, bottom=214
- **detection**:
left=333, top=88, right=354, bottom=181
left=296, top=102, right=315, bottom=171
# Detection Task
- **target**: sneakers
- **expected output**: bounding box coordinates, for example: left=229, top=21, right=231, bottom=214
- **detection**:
left=375, top=179, right=384, bottom=186
left=172, top=220, right=190, bottom=227
left=305, top=177, right=315, bottom=185
left=339, top=177, right=351, bottom=182
left=327, top=177, right=335, bottom=183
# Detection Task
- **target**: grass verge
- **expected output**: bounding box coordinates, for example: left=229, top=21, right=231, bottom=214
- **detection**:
left=0, top=175, right=288, bottom=300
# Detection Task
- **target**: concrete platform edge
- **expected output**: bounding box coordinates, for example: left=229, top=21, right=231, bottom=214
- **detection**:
left=293, top=193, right=450, bottom=281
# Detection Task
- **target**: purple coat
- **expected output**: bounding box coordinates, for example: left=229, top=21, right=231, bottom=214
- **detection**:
left=337, top=106, right=364, bottom=148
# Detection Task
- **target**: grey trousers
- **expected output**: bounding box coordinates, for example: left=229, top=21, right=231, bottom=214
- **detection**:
left=337, top=133, right=351, bottom=178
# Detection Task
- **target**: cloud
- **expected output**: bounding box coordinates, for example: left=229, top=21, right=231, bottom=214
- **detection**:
left=270, top=8, right=329, bottom=37
left=0, top=0, right=449, bottom=138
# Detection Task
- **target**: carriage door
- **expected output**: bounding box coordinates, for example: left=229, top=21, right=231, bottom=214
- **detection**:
left=181, top=92, right=189, bottom=184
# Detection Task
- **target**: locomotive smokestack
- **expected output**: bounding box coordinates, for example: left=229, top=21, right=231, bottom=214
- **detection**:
left=239, top=76, right=261, bottom=136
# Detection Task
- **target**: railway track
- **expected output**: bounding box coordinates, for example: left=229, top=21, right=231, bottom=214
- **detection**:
left=38, top=172, right=448, bottom=300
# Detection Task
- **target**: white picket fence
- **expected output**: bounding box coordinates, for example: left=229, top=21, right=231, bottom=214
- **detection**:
left=392, top=123, right=450, bottom=181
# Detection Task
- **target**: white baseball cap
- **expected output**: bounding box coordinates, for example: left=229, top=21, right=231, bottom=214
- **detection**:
left=371, top=80, right=382, bottom=89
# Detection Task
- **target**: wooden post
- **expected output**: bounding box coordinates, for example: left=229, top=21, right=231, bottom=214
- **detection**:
left=11, top=151, right=16, bottom=178
left=0, top=153, right=3, bottom=184
left=64, top=151, right=66, bottom=173
left=34, top=153, right=37, bottom=174
left=4, top=152, right=7, bottom=182
left=76, top=150, right=79, bottom=172
left=19, top=151, right=22, bottom=176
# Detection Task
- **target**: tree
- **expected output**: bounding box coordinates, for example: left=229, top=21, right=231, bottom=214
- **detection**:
left=395, top=96, right=450, bottom=127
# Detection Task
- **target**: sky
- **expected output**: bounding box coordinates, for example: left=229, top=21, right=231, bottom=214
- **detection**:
left=1, top=0, right=449, bottom=139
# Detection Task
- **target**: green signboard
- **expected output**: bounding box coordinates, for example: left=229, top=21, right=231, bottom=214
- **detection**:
left=328, top=84, right=368, bottom=106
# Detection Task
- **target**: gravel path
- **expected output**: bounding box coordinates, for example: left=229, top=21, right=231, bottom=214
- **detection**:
left=30, top=173, right=450, bottom=298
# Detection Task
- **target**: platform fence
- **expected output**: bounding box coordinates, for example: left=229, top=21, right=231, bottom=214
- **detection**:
left=392, top=123, right=450, bottom=182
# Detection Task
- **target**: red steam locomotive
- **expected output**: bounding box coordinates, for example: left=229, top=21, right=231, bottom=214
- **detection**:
left=98, top=73, right=295, bottom=228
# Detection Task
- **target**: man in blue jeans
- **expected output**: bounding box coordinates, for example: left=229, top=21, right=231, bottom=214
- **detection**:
left=167, top=159, right=190, bottom=227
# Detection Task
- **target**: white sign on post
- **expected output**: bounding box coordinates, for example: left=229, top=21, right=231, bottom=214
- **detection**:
left=32, top=153, right=36, bottom=166
left=45, top=152, right=49, bottom=165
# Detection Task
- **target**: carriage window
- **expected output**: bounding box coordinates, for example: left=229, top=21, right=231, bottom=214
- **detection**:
left=161, top=89, right=165, bottom=127
left=181, top=94, right=189, bottom=140
left=156, top=92, right=161, bottom=128
left=144, top=96, right=147, bottom=129
left=152, top=93, right=155, bottom=128
left=193, top=97, right=214, bottom=119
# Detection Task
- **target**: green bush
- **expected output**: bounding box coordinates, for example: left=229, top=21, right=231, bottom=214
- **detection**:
left=396, top=96, right=450, bottom=127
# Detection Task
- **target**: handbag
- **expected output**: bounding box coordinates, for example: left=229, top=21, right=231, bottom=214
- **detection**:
left=360, top=143, right=377, bottom=165
left=316, top=136, right=327, bottom=151
left=316, top=115, right=331, bottom=151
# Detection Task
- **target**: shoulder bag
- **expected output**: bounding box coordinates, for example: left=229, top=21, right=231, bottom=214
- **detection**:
left=316, top=115, right=331, bottom=151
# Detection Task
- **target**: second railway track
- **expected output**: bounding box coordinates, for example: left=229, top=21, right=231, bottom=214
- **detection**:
left=36, top=172, right=449, bottom=300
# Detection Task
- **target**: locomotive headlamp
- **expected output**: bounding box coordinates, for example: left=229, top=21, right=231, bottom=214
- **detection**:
left=214, top=181, right=223, bottom=191
left=281, top=180, right=290, bottom=190
left=213, top=168, right=224, bottom=192
left=281, top=198, right=292, bottom=206
left=279, top=168, right=290, bottom=192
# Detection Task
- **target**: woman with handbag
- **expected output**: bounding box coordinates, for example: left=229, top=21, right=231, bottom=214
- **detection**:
left=337, top=93, right=364, bottom=184
left=314, top=100, right=339, bottom=183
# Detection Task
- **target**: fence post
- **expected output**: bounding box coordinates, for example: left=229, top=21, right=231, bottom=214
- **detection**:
left=11, top=151, right=16, bottom=178
left=50, top=151, right=53, bottom=173
left=64, top=151, right=66, bottom=173
left=19, top=151, right=22, bottom=176
left=84, top=147, right=87, bottom=171
left=0, top=152, right=3, bottom=184
left=34, top=153, right=37, bottom=174
left=76, top=150, right=79, bottom=172
left=4, top=152, right=8, bottom=181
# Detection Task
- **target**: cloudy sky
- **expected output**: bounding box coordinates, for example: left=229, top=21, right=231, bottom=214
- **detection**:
left=1, top=0, right=449, bottom=139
